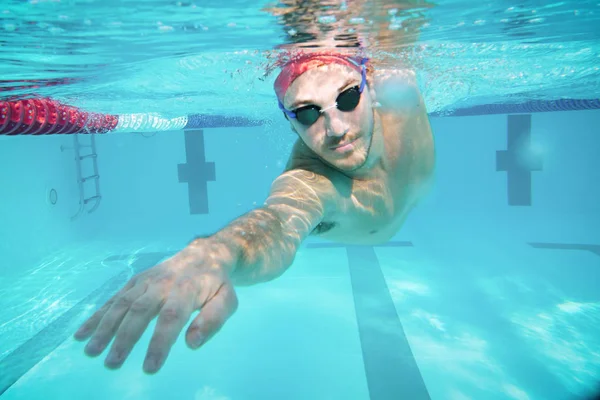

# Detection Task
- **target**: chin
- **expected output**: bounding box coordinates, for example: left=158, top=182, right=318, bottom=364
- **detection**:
left=328, top=147, right=369, bottom=172
left=338, top=133, right=372, bottom=169
left=336, top=154, right=368, bottom=172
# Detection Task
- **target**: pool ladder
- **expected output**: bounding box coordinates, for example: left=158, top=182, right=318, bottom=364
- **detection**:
left=61, top=133, right=102, bottom=220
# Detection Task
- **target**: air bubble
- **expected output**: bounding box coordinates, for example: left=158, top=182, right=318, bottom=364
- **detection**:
left=318, top=15, right=336, bottom=24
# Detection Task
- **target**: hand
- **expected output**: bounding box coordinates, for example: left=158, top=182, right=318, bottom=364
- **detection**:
left=73, top=246, right=238, bottom=374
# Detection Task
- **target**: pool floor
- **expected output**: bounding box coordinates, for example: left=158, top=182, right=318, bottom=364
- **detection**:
left=1, top=235, right=599, bottom=400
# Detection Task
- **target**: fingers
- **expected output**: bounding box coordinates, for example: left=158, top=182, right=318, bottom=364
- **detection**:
left=73, top=301, right=113, bottom=341
left=83, top=282, right=149, bottom=357
left=185, top=282, right=238, bottom=350
left=142, top=286, right=195, bottom=374
left=74, top=280, right=136, bottom=341
left=104, top=286, right=164, bottom=369
left=74, top=266, right=239, bottom=375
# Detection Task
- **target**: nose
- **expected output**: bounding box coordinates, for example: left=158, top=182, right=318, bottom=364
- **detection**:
left=323, top=107, right=349, bottom=138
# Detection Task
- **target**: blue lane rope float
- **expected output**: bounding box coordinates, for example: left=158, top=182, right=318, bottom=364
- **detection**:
left=430, top=98, right=600, bottom=117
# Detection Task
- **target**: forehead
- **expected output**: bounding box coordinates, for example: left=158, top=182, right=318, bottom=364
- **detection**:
left=283, top=63, right=361, bottom=108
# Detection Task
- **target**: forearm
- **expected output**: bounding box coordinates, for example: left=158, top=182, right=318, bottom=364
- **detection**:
left=190, top=207, right=301, bottom=285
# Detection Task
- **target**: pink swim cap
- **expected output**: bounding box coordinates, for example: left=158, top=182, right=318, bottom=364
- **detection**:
left=273, top=51, right=366, bottom=102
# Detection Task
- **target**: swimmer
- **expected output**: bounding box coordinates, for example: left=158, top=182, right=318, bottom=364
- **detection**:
left=73, top=50, right=435, bottom=374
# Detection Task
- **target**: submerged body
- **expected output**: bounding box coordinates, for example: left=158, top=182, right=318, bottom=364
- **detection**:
left=270, top=62, right=435, bottom=247
left=298, top=75, right=433, bottom=244
left=74, top=52, right=435, bottom=374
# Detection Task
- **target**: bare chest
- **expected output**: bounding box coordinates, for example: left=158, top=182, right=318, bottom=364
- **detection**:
left=312, top=114, right=434, bottom=245
left=312, top=168, right=415, bottom=245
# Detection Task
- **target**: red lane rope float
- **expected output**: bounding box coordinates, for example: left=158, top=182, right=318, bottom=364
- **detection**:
left=0, top=98, right=118, bottom=136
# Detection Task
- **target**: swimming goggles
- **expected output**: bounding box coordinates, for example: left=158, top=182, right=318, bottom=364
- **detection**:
left=279, top=58, right=368, bottom=127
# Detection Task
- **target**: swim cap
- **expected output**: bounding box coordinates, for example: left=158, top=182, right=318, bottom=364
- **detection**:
left=273, top=51, right=367, bottom=102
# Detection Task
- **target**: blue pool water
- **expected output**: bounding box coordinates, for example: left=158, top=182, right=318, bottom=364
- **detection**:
left=1, top=0, right=599, bottom=399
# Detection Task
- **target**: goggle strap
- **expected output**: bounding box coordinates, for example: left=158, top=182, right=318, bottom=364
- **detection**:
left=359, top=64, right=367, bottom=93
left=279, top=101, right=296, bottom=119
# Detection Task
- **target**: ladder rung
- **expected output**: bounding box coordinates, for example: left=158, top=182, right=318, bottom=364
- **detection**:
left=84, top=195, right=101, bottom=204
left=79, top=154, right=97, bottom=160
left=81, top=174, right=99, bottom=182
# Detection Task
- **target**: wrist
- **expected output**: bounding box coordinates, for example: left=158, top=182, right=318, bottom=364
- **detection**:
left=184, top=236, right=238, bottom=276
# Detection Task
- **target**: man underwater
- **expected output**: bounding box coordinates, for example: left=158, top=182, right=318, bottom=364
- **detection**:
left=74, top=50, right=435, bottom=374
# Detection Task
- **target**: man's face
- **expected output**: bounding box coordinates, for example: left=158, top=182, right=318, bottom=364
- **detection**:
left=282, top=63, right=374, bottom=173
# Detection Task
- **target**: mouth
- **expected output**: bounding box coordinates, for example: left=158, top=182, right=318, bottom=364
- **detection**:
left=330, top=136, right=360, bottom=153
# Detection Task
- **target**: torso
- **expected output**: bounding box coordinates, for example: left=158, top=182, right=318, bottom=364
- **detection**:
left=290, top=69, right=435, bottom=245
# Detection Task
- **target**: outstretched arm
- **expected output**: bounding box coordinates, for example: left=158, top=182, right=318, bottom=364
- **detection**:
left=74, top=161, right=345, bottom=374
left=195, top=165, right=340, bottom=285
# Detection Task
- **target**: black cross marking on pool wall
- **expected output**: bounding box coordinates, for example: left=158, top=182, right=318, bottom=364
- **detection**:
left=307, top=241, right=431, bottom=400
left=496, top=114, right=543, bottom=206
left=177, top=129, right=216, bottom=214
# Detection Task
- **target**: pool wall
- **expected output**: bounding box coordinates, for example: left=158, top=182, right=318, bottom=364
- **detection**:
left=0, top=105, right=598, bottom=399
left=1, top=107, right=598, bottom=265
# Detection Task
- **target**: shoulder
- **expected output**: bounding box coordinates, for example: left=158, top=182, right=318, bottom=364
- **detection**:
left=371, top=67, right=425, bottom=113
left=286, top=139, right=351, bottom=190
left=285, top=139, right=350, bottom=186
left=372, top=67, right=418, bottom=90
left=263, top=140, right=351, bottom=237
left=269, top=139, right=351, bottom=214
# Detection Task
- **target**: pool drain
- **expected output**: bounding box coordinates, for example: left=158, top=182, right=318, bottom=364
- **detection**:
left=47, top=188, right=58, bottom=205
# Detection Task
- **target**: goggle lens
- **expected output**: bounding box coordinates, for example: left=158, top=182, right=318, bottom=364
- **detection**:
left=292, top=85, right=362, bottom=126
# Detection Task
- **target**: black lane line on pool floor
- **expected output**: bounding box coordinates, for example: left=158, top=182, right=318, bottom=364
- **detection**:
left=0, top=252, right=169, bottom=397
left=529, top=242, right=600, bottom=257
left=347, top=246, right=430, bottom=400
left=307, top=241, right=431, bottom=400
